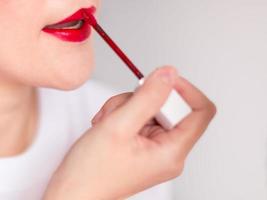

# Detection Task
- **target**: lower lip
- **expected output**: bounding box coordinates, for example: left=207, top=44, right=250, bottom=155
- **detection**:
left=43, top=22, right=91, bottom=42
left=42, top=7, right=95, bottom=42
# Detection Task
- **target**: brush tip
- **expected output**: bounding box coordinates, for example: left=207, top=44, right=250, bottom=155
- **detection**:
left=83, top=11, right=97, bottom=26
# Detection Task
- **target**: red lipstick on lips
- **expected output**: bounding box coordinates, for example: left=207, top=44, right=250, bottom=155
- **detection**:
left=42, top=7, right=96, bottom=42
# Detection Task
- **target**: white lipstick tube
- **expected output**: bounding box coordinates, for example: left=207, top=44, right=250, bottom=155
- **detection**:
left=138, top=78, right=191, bottom=130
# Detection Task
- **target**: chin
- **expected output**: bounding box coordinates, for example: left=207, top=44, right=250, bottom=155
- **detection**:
left=54, top=75, right=90, bottom=91
left=56, top=68, right=93, bottom=91
left=39, top=61, right=95, bottom=91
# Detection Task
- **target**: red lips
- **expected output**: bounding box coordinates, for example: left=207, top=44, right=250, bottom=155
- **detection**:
left=42, top=7, right=96, bottom=42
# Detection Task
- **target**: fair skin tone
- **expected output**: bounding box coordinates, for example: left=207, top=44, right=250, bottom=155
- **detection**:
left=0, top=1, right=216, bottom=200
left=0, top=0, right=99, bottom=155
left=0, top=81, right=38, bottom=156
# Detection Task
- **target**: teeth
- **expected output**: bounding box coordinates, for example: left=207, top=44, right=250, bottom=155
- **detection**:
left=45, top=20, right=84, bottom=30
left=61, top=20, right=84, bottom=29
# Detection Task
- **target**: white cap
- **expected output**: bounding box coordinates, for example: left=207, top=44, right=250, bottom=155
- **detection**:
left=138, top=78, right=191, bottom=130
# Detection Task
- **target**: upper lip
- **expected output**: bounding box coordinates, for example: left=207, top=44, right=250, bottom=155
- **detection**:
left=43, top=6, right=96, bottom=30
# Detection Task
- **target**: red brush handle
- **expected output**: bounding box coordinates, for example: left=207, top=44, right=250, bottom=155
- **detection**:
left=83, top=12, right=144, bottom=80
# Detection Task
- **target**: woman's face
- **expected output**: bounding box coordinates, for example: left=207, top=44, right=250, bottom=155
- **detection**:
left=0, top=0, right=100, bottom=90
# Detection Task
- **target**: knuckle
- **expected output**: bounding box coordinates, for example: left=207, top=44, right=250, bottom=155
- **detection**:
left=103, top=93, right=132, bottom=111
left=207, top=101, right=217, bottom=117
left=107, top=93, right=132, bottom=104
left=101, top=100, right=112, bottom=112
left=201, top=99, right=217, bottom=119
left=104, top=95, right=118, bottom=106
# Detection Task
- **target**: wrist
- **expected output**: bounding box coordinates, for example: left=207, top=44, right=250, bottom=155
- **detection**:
left=43, top=167, right=130, bottom=200
left=43, top=170, right=108, bottom=200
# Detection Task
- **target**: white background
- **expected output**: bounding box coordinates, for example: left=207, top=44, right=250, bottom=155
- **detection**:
left=93, top=0, right=267, bottom=199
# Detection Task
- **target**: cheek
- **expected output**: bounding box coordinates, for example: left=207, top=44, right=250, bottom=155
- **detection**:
left=0, top=37, right=95, bottom=90
left=0, top=1, right=96, bottom=90
left=0, top=2, right=41, bottom=84
left=37, top=36, right=95, bottom=90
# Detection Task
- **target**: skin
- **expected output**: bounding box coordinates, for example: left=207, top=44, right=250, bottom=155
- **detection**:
left=0, top=0, right=100, bottom=155
left=0, top=1, right=216, bottom=199
left=44, top=68, right=216, bottom=199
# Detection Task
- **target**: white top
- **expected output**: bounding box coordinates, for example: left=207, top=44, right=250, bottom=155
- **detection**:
left=0, top=79, right=173, bottom=200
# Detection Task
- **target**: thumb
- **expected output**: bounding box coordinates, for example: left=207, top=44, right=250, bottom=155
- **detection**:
left=105, top=66, right=178, bottom=136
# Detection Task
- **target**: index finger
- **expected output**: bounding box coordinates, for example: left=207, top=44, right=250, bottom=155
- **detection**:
left=166, top=76, right=217, bottom=158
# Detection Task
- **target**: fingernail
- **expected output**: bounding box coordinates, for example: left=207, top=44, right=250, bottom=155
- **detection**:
left=157, top=70, right=175, bottom=85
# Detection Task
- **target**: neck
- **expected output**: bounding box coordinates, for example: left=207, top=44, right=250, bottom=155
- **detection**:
left=0, top=79, right=38, bottom=157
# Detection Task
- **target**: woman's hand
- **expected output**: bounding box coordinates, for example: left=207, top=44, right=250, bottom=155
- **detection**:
left=43, top=66, right=216, bottom=200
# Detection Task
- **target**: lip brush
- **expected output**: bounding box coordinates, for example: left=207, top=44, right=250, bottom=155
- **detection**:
left=83, top=12, right=144, bottom=80
left=83, top=12, right=191, bottom=130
